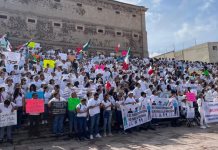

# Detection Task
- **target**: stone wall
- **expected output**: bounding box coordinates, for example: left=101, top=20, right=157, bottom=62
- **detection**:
left=0, top=0, right=148, bottom=57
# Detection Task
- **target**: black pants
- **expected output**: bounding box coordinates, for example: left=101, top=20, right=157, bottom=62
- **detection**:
left=28, top=115, right=40, bottom=137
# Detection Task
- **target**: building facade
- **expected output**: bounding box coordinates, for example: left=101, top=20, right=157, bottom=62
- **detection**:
left=0, top=0, right=149, bottom=57
left=154, top=42, right=218, bottom=63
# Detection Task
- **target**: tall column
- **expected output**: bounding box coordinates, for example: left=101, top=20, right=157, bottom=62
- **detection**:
left=141, top=8, right=149, bottom=58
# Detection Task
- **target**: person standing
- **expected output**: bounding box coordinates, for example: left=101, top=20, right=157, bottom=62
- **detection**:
left=48, top=92, right=67, bottom=136
left=76, top=98, right=88, bottom=141
left=0, top=99, right=17, bottom=144
left=87, top=93, right=101, bottom=139
left=197, top=93, right=210, bottom=129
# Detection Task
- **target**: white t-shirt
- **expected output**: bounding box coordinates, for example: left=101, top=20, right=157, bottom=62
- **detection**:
left=76, top=103, right=88, bottom=117
left=102, top=100, right=111, bottom=111
left=0, top=102, right=16, bottom=113
left=124, top=97, right=136, bottom=105
left=15, top=95, right=23, bottom=107
left=87, top=98, right=101, bottom=116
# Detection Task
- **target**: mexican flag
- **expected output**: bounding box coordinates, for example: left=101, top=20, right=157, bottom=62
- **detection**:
left=0, top=34, right=12, bottom=51
left=82, top=39, right=91, bottom=51
left=122, top=47, right=130, bottom=70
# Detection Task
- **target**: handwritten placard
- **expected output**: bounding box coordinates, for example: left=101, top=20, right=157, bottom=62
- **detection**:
left=26, top=99, right=44, bottom=114
left=51, top=101, right=67, bottom=115
left=0, top=111, right=17, bottom=127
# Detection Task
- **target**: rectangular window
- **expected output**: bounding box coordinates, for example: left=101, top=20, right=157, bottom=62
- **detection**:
left=97, top=29, right=104, bottom=34
left=213, top=46, right=217, bottom=50
left=53, top=22, right=61, bottom=27
left=116, top=31, right=122, bottom=36
left=27, top=18, right=36, bottom=23
left=97, top=7, right=103, bottom=11
left=77, top=3, right=82, bottom=7
left=76, top=25, right=84, bottom=31
left=115, top=11, right=120, bottom=14
left=0, top=15, right=7, bottom=19
left=132, top=14, right=136, bottom=17
left=133, top=34, right=139, bottom=38
left=54, top=0, right=60, bottom=2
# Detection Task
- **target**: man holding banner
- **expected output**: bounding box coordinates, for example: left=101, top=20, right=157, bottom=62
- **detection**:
left=0, top=99, right=17, bottom=144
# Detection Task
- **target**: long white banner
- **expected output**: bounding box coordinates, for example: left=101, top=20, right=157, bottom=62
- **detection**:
left=120, top=101, right=152, bottom=130
left=0, top=111, right=17, bottom=127
left=204, top=102, right=218, bottom=124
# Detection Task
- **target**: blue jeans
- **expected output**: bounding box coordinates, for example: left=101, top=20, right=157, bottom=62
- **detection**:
left=103, top=110, right=112, bottom=134
left=43, top=104, right=49, bottom=120
left=0, top=126, right=12, bottom=140
left=90, top=113, right=100, bottom=136
left=53, top=114, right=65, bottom=135
left=17, top=107, right=23, bottom=128
left=77, top=117, right=87, bottom=138
left=68, top=111, right=77, bottom=133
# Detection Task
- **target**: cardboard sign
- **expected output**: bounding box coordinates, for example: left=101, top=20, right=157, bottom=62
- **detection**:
left=51, top=101, right=67, bottom=115
left=59, top=53, right=67, bottom=61
left=43, top=60, right=55, bottom=68
left=0, top=111, right=17, bottom=127
left=68, top=55, right=76, bottom=62
left=3, top=52, right=21, bottom=73
left=68, top=98, right=80, bottom=111
left=186, top=92, right=196, bottom=102
left=204, top=102, right=218, bottom=123
left=26, top=99, right=44, bottom=114
left=25, top=92, right=44, bottom=99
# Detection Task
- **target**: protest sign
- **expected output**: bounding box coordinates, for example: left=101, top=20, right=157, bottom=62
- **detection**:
left=59, top=53, right=67, bottom=60
left=205, top=93, right=215, bottom=102
left=68, top=98, right=80, bottom=111
left=0, top=111, right=17, bottom=127
left=186, top=92, right=196, bottom=102
left=43, top=60, right=55, bottom=68
left=25, top=92, right=44, bottom=99
left=152, top=105, right=180, bottom=119
left=68, top=55, right=76, bottom=62
left=120, top=101, right=151, bottom=130
left=3, top=52, right=21, bottom=73
left=26, top=99, right=44, bottom=114
left=51, top=101, right=67, bottom=115
left=204, top=102, right=218, bottom=124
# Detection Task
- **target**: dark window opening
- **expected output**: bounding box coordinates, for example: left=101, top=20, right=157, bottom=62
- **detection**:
left=0, top=15, right=7, bottom=19
left=54, top=0, right=60, bottom=2
left=77, top=26, right=84, bottom=30
left=134, top=34, right=139, bottom=38
left=27, top=18, right=36, bottom=23
left=97, top=7, right=103, bottom=11
left=115, top=11, right=120, bottom=14
left=132, top=14, right=136, bottom=17
left=54, top=22, right=61, bottom=27
left=116, top=32, right=122, bottom=36
left=77, top=3, right=82, bottom=7
left=98, top=29, right=104, bottom=33
left=213, top=46, right=217, bottom=50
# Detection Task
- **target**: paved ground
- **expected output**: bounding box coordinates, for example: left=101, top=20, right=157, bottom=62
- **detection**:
left=1, top=124, right=218, bottom=150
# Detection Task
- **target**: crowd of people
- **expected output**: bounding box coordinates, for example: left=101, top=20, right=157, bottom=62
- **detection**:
left=0, top=47, right=218, bottom=144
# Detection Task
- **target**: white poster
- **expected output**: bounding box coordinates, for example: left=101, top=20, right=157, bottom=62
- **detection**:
left=204, top=102, right=218, bottom=124
left=0, top=111, right=17, bottom=127
left=120, top=101, right=152, bottom=130
left=2, top=52, right=21, bottom=73
left=59, top=53, right=67, bottom=61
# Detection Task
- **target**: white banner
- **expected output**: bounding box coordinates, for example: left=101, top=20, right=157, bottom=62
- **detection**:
left=0, top=111, right=17, bottom=127
left=204, top=102, right=218, bottom=123
left=151, top=98, right=180, bottom=119
left=120, top=101, right=152, bottom=130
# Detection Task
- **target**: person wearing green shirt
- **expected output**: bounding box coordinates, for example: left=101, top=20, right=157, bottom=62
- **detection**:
left=68, top=92, right=80, bottom=138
